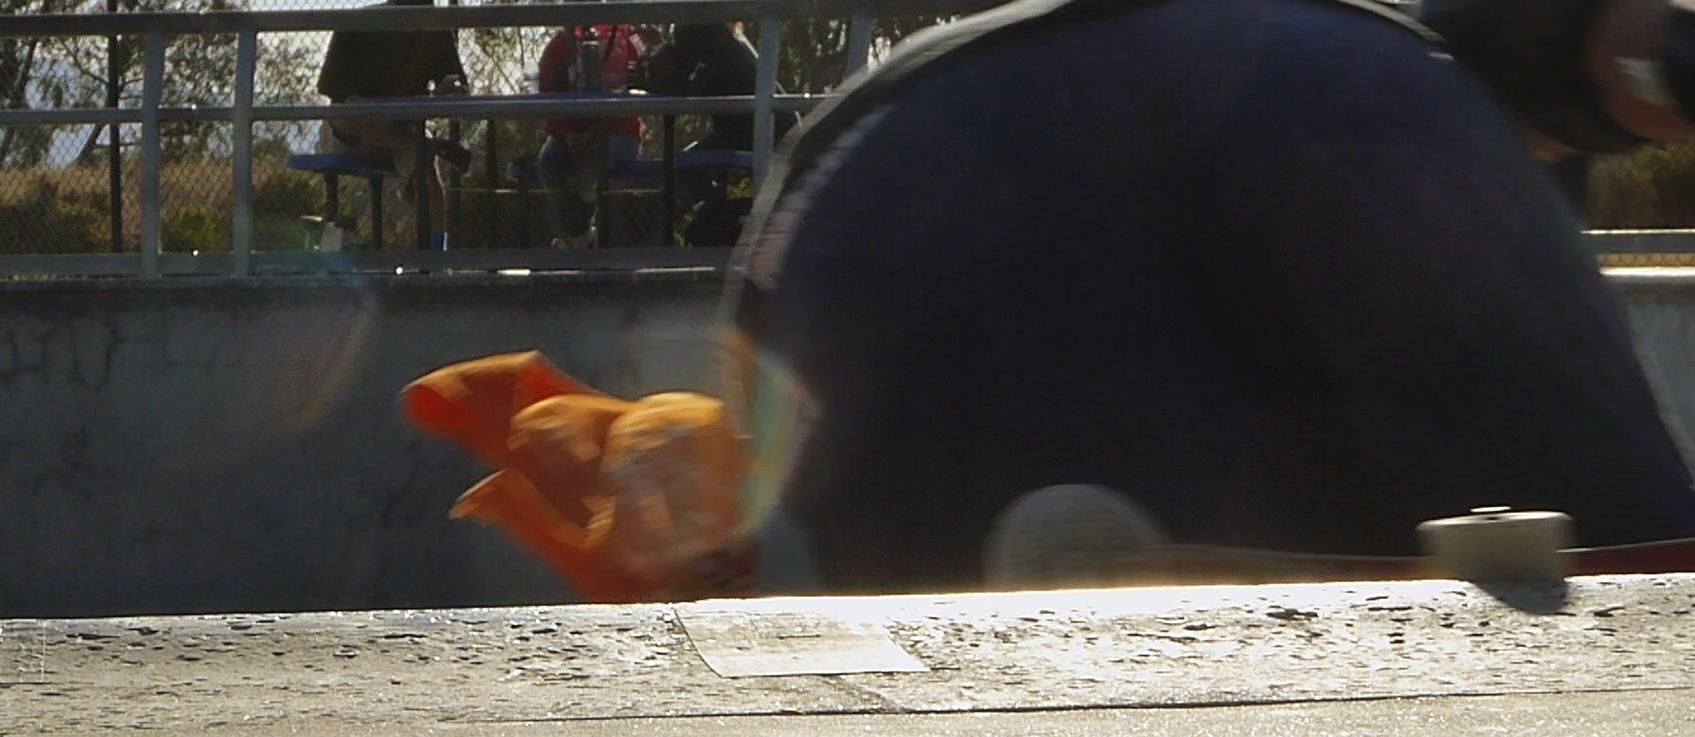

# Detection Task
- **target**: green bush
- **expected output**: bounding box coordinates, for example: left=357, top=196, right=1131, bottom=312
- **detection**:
left=255, top=169, right=325, bottom=217
left=0, top=179, right=109, bottom=255
left=163, top=205, right=226, bottom=253
left=253, top=170, right=329, bottom=250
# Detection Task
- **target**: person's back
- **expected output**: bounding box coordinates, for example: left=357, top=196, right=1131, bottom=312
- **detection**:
left=314, top=0, right=469, bottom=249
left=658, top=23, right=799, bottom=150
left=317, top=0, right=465, bottom=106
left=732, top=0, right=1695, bottom=592
left=538, top=25, right=645, bottom=140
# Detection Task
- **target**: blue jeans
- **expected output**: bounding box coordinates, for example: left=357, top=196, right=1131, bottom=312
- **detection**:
left=743, top=0, right=1695, bottom=592
left=537, top=132, right=640, bottom=240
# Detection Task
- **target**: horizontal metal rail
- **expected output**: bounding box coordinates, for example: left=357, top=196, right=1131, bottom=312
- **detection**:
left=1, top=235, right=1682, bottom=284
left=1585, top=230, right=1695, bottom=254
left=0, top=0, right=1002, bottom=38
left=0, top=247, right=735, bottom=281
left=0, top=94, right=829, bottom=126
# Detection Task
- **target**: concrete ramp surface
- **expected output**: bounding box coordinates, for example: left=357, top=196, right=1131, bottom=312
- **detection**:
left=5, top=574, right=1695, bottom=735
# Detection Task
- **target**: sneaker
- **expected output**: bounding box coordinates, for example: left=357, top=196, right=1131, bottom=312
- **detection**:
left=557, top=226, right=597, bottom=249
left=981, top=484, right=1170, bottom=590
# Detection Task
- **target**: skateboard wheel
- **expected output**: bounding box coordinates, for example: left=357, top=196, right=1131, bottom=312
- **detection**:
left=982, top=484, right=1169, bottom=590
left=1416, top=508, right=1573, bottom=582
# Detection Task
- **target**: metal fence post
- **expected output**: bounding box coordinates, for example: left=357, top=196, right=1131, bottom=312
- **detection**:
left=415, top=124, right=432, bottom=250
left=447, top=0, right=462, bottom=243
left=845, top=13, right=871, bottom=74
left=485, top=119, right=498, bottom=249
left=139, top=29, right=164, bottom=279
left=231, top=28, right=257, bottom=276
left=105, top=0, right=122, bottom=255
left=753, top=16, right=781, bottom=192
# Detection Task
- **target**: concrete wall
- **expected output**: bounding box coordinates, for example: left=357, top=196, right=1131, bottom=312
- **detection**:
left=0, top=272, right=725, bottom=618
left=1613, top=272, right=1695, bottom=465
left=8, top=269, right=1695, bottom=619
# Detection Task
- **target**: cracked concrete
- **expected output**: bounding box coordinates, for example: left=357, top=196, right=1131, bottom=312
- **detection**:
left=0, top=275, right=724, bottom=619
left=2, top=575, right=1694, bottom=735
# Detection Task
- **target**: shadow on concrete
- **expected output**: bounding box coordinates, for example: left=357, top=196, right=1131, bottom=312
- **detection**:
left=1474, top=580, right=1570, bottom=614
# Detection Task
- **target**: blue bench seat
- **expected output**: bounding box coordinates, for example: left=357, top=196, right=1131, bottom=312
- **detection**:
left=504, top=149, right=755, bottom=248
left=286, top=153, right=408, bottom=250
left=504, top=149, right=754, bottom=187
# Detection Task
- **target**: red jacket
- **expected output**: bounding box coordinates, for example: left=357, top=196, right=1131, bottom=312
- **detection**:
left=539, top=25, right=644, bottom=139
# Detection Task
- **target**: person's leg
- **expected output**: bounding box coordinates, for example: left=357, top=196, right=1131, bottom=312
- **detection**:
left=679, top=130, right=730, bottom=209
left=381, top=140, right=448, bottom=249
left=741, top=1, right=1695, bottom=595
left=315, top=121, right=388, bottom=245
left=605, top=133, right=640, bottom=171
left=421, top=156, right=447, bottom=249
left=537, top=135, right=593, bottom=244
left=319, top=115, right=447, bottom=248
left=571, top=133, right=642, bottom=245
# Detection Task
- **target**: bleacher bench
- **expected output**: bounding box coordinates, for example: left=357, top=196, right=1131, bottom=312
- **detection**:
left=286, top=152, right=407, bottom=250
left=505, top=149, right=756, bottom=248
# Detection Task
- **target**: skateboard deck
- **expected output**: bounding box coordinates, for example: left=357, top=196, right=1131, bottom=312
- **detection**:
left=1113, top=537, right=1695, bottom=586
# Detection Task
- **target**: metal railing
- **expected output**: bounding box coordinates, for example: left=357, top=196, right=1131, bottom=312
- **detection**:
left=2, top=0, right=1692, bottom=279
left=0, top=0, right=1005, bottom=279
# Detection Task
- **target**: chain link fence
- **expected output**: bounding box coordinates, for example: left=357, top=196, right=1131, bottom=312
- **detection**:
left=2, top=0, right=332, bottom=257
left=0, top=1, right=950, bottom=256
left=7, top=4, right=1695, bottom=260
left=1587, top=144, right=1695, bottom=267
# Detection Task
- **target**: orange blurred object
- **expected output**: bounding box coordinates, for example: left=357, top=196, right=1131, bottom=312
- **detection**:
left=400, top=351, right=754, bottom=603
left=401, top=351, right=604, bottom=468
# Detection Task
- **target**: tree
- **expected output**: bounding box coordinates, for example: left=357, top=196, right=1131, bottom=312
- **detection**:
left=19, top=0, right=325, bottom=166
left=753, top=15, right=955, bottom=94
left=455, top=0, right=549, bottom=96
left=0, top=0, right=85, bottom=167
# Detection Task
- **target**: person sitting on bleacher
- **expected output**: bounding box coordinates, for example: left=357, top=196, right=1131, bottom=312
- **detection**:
left=639, top=22, right=800, bottom=246
left=643, top=23, right=799, bottom=154
left=315, top=0, right=473, bottom=250
left=534, top=24, right=655, bottom=249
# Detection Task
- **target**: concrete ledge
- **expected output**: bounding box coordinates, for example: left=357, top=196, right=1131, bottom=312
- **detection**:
left=0, top=247, right=735, bottom=283
left=4, top=574, right=1694, bottom=735
left=0, top=266, right=724, bottom=293
left=1603, top=266, right=1695, bottom=291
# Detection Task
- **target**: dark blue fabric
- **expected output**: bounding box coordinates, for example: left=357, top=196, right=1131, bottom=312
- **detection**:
left=745, top=0, right=1695, bottom=592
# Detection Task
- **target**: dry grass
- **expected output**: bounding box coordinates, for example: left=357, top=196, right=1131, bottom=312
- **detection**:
left=0, top=157, right=322, bottom=254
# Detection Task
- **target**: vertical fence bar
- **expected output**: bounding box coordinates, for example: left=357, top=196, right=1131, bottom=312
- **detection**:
left=448, top=119, right=463, bottom=240
left=447, top=0, right=462, bottom=242
left=139, top=30, right=165, bottom=279
left=106, top=0, right=122, bottom=254
left=661, top=115, right=675, bottom=247
left=231, top=28, right=257, bottom=276
left=752, top=16, right=781, bottom=192
left=485, top=120, right=498, bottom=248
left=845, top=13, right=871, bottom=74
left=415, top=125, right=432, bottom=250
